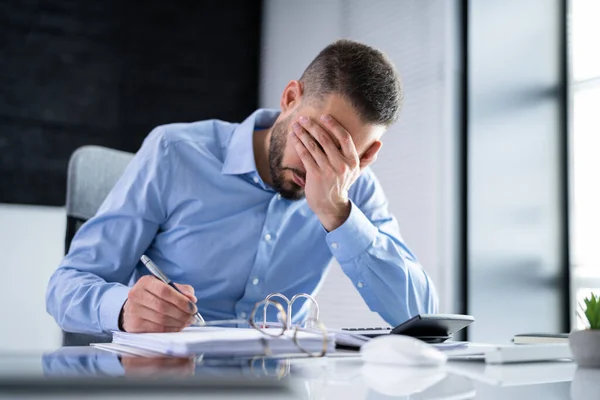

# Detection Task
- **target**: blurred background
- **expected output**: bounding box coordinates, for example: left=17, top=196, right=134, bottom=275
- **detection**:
left=0, top=0, right=598, bottom=351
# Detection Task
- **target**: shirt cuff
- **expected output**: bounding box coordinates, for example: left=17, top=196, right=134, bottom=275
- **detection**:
left=99, top=284, right=131, bottom=333
left=325, top=201, right=378, bottom=263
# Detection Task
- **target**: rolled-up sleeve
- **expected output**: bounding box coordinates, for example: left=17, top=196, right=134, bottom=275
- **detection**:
left=46, top=127, right=172, bottom=334
left=326, top=168, right=438, bottom=326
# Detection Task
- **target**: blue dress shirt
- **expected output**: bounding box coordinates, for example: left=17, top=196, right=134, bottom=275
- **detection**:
left=46, top=109, right=438, bottom=334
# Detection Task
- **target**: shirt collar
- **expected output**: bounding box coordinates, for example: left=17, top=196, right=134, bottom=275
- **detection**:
left=222, top=109, right=280, bottom=175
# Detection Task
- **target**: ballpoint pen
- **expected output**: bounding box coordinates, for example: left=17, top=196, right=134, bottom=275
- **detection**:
left=140, top=254, right=205, bottom=325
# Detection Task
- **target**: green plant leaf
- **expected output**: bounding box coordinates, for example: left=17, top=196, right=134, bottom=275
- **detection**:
left=583, top=293, right=600, bottom=329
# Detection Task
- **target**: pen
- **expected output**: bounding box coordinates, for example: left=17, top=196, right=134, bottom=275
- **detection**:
left=140, top=255, right=205, bottom=325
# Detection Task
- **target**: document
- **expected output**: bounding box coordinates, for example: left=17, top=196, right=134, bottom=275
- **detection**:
left=111, top=327, right=335, bottom=357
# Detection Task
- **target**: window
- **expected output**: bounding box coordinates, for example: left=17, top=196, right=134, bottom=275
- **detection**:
left=569, top=0, right=600, bottom=329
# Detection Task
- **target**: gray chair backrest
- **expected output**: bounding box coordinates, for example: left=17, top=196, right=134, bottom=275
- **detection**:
left=62, top=145, right=135, bottom=346
left=66, top=145, right=135, bottom=221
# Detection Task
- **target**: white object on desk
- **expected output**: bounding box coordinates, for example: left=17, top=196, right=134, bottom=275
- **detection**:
left=432, top=341, right=469, bottom=351
left=512, top=333, right=569, bottom=344
left=360, top=335, right=448, bottom=367
left=485, top=343, right=572, bottom=364
left=326, top=328, right=371, bottom=348
left=446, top=343, right=572, bottom=364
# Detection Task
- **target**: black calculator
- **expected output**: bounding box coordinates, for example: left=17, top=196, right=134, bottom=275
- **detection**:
left=342, top=314, right=474, bottom=343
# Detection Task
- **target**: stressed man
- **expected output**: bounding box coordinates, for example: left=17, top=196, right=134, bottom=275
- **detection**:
left=46, top=39, right=438, bottom=335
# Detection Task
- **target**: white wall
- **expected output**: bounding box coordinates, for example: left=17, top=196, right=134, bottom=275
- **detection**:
left=0, top=204, right=63, bottom=351
left=261, top=0, right=462, bottom=327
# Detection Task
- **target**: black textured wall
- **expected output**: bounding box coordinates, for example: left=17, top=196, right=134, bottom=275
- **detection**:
left=0, top=0, right=262, bottom=205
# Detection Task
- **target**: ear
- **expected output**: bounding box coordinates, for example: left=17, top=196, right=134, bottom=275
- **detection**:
left=359, top=140, right=382, bottom=170
left=280, top=80, right=303, bottom=112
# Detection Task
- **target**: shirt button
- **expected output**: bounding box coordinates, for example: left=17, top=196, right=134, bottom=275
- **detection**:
left=240, top=312, right=247, bottom=319
left=252, top=278, right=260, bottom=285
left=264, top=233, right=272, bottom=241
left=277, top=194, right=281, bottom=200
left=331, top=242, right=339, bottom=249
left=253, top=177, right=259, bottom=184
left=357, top=281, right=364, bottom=288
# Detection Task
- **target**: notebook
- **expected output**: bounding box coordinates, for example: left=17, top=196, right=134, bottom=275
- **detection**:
left=111, top=326, right=335, bottom=357
left=512, top=333, right=569, bottom=344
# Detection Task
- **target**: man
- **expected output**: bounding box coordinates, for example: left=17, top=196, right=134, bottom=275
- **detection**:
left=46, top=39, right=438, bottom=335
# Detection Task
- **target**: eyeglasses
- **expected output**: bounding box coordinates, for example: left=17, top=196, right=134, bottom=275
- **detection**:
left=194, top=293, right=330, bottom=357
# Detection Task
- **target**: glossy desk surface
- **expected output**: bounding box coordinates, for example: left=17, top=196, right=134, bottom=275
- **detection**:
left=0, top=346, right=597, bottom=399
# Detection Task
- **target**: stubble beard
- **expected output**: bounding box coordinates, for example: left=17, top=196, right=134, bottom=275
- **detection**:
left=268, top=116, right=305, bottom=200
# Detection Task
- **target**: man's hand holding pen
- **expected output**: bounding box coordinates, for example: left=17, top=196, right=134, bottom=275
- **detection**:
left=119, top=275, right=198, bottom=333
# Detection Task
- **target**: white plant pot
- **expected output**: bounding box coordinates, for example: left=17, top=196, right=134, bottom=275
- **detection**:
left=570, top=330, right=600, bottom=368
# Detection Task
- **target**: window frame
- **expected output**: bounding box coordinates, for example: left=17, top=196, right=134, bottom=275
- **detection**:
left=567, top=0, right=600, bottom=329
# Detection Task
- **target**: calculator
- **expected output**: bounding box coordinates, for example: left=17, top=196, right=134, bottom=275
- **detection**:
left=341, top=327, right=394, bottom=337
left=342, top=314, right=474, bottom=343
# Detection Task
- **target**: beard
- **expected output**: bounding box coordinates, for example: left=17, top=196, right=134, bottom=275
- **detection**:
left=269, top=115, right=305, bottom=200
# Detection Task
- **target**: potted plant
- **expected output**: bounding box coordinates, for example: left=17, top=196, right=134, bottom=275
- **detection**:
left=570, top=293, right=600, bottom=368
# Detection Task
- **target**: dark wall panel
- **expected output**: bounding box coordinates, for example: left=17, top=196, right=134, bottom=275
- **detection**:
left=0, top=0, right=262, bottom=205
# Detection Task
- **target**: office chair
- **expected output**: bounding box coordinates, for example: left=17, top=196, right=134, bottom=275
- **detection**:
left=62, top=146, right=134, bottom=346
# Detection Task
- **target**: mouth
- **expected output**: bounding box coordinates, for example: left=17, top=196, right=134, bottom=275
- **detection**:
left=291, top=172, right=306, bottom=188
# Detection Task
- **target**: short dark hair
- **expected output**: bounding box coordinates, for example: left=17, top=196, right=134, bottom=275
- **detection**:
left=300, top=39, right=402, bottom=127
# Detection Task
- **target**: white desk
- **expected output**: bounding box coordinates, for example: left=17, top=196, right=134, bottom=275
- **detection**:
left=288, top=355, right=579, bottom=399
left=0, top=346, right=598, bottom=399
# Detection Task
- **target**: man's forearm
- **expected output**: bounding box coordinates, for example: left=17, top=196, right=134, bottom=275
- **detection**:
left=46, top=265, right=130, bottom=334
left=325, top=201, right=438, bottom=326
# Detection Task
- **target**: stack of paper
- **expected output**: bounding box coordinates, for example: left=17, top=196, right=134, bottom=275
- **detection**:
left=326, top=328, right=371, bottom=348
left=111, top=327, right=335, bottom=357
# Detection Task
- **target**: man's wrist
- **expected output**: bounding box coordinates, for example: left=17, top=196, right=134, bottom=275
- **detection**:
left=325, top=201, right=378, bottom=263
left=318, top=201, right=351, bottom=232
left=99, top=284, right=131, bottom=333
left=118, top=300, right=127, bottom=331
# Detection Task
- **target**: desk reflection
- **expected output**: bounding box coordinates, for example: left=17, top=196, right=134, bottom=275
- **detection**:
left=31, top=347, right=600, bottom=400
left=572, top=368, right=600, bottom=400
left=42, top=347, right=291, bottom=380
left=41, top=348, right=483, bottom=399
left=120, top=356, right=195, bottom=377
left=361, top=364, right=475, bottom=400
